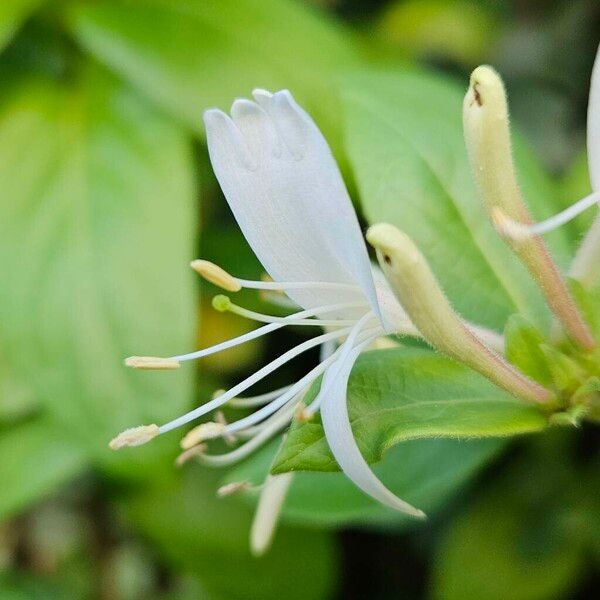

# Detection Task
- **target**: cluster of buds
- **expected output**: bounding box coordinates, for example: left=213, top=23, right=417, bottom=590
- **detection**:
left=367, top=66, right=599, bottom=414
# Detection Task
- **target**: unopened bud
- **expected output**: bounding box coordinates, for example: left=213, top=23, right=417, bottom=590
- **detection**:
left=367, top=223, right=554, bottom=405
left=464, top=66, right=594, bottom=350
left=191, top=260, right=241, bottom=292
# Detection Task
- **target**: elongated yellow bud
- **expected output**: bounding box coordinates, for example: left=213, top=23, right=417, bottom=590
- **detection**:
left=464, top=66, right=595, bottom=350
left=367, top=224, right=555, bottom=405
left=124, top=356, right=180, bottom=370
left=109, top=424, right=160, bottom=450
left=191, top=259, right=241, bottom=292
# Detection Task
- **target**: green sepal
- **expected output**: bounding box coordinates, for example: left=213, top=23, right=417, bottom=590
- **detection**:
left=505, top=315, right=553, bottom=386
left=572, top=376, right=600, bottom=423
left=539, top=344, right=586, bottom=397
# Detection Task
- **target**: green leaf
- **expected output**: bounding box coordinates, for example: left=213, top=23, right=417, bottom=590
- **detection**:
left=227, top=435, right=507, bottom=528
left=432, top=494, right=584, bottom=600
left=432, top=435, right=587, bottom=600
left=505, top=315, right=553, bottom=386
left=0, top=68, right=196, bottom=464
left=0, top=0, right=43, bottom=51
left=122, top=469, right=339, bottom=600
left=0, top=572, right=75, bottom=600
left=271, top=348, right=547, bottom=474
left=0, top=417, right=86, bottom=521
left=377, top=0, right=498, bottom=66
left=65, top=0, right=359, bottom=144
left=342, top=68, right=570, bottom=331
left=569, top=277, right=600, bottom=337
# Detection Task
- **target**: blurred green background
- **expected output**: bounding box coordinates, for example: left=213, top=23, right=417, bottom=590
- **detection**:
left=0, top=0, right=598, bottom=598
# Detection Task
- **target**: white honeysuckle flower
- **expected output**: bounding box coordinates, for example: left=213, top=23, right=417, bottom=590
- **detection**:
left=111, top=88, right=501, bottom=522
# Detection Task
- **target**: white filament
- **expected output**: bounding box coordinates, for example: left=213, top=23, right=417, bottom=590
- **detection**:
left=235, top=277, right=362, bottom=292
left=169, top=300, right=369, bottom=362
left=226, top=301, right=361, bottom=327
left=228, top=385, right=293, bottom=408
left=159, top=327, right=352, bottom=434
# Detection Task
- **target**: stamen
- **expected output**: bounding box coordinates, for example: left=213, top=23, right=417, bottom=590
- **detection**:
left=227, top=385, right=293, bottom=408
left=180, top=422, right=225, bottom=449
left=197, top=400, right=299, bottom=466
left=217, top=481, right=254, bottom=497
left=168, top=301, right=369, bottom=363
left=191, top=260, right=363, bottom=294
left=124, top=356, right=180, bottom=370
left=190, top=260, right=241, bottom=292
left=109, top=424, right=159, bottom=450
left=492, top=193, right=600, bottom=240
left=175, top=444, right=207, bottom=467
left=214, top=295, right=360, bottom=327
left=234, top=393, right=305, bottom=439
left=158, top=327, right=353, bottom=434
left=215, top=411, right=237, bottom=445
left=221, top=326, right=382, bottom=434
left=234, top=278, right=362, bottom=292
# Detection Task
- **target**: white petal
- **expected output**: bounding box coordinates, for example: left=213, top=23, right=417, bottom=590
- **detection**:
left=204, top=91, right=381, bottom=319
left=320, top=348, right=426, bottom=518
left=588, top=44, right=600, bottom=191
left=250, top=472, right=293, bottom=556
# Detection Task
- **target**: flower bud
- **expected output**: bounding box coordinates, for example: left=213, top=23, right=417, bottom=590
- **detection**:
left=464, top=66, right=595, bottom=350
left=367, top=223, right=554, bottom=405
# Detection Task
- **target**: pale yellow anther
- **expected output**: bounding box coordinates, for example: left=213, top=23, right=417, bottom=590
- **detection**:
left=109, top=424, right=160, bottom=450
left=180, top=422, right=226, bottom=450
left=217, top=481, right=253, bottom=497
left=175, top=444, right=207, bottom=467
left=212, top=388, right=226, bottom=400
left=215, top=411, right=237, bottom=446
left=191, top=259, right=241, bottom=292
left=124, top=356, right=180, bottom=370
